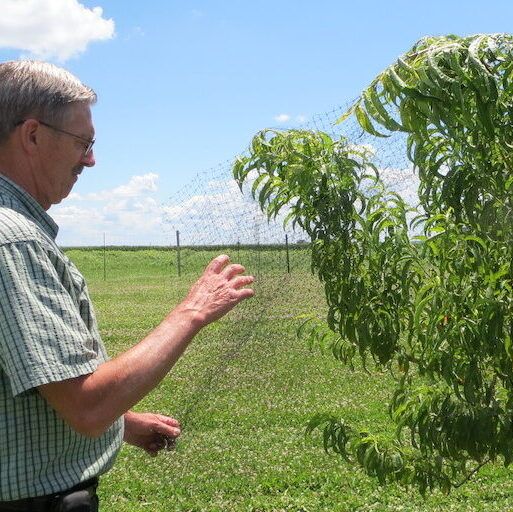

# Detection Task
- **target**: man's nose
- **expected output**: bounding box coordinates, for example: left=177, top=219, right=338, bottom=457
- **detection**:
left=82, top=149, right=95, bottom=167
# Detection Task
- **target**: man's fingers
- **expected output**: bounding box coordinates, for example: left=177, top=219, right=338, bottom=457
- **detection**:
left=231, top=275, right=255, bottom=289
left=153, top=420, right=181, bottom=438
left=205, top=254, right=230, bottom=274
left=235, top=287, right=255, bottom=300
left=222, top=263, right=247, bottom=280
left=155, top=415, right=180, bottom=429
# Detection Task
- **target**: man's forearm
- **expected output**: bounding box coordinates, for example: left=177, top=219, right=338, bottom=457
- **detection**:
left=38, top=255, right=254, bottom=438
left=39, top=304, right=202, bottom=437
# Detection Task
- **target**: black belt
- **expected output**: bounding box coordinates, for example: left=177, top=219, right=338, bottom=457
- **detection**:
left=0, top=477, right=98, bottom=512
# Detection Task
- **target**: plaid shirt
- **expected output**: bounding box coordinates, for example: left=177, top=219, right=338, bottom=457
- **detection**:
left=0, top=174, right=123, bottom=501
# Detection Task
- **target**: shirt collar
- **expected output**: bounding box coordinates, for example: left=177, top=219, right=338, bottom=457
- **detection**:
left=0, top=174, right=59, bottom=240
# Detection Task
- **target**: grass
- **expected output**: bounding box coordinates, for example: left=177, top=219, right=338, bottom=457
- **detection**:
left=65, top=248, right=513, bottom=511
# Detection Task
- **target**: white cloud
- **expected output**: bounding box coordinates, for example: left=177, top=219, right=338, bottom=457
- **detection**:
left=0, top=0, right=115, bottom=61
left=51, top=173, right=166, bottom=246
left=274, top=114, right=290, bottom=123
left=82, top=173, right=159, bottom=201
left=274, top=114, right=309, bottom=125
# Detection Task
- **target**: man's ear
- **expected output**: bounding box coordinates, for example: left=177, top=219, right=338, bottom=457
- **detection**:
left=18, top=119, right=41, bottom=156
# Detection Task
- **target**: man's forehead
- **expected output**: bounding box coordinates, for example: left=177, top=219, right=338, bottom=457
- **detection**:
left=65, top=103, right=95, bottom=135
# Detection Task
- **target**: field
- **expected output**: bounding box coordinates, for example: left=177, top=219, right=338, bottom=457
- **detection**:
left=65, top=247, right=513, bottom=511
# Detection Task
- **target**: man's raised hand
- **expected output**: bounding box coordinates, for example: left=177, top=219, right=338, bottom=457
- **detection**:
left=180, top=255, right=255, bottom=327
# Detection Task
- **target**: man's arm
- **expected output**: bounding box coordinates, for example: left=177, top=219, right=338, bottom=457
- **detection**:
left=38, top=255, right=254, bottom=438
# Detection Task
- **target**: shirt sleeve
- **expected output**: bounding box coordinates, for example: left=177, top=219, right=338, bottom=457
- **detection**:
left=0, top=241, right=100, bottom=396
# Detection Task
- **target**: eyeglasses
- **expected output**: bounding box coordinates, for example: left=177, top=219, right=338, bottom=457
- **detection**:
left=15, top=119, right=95, bottom=156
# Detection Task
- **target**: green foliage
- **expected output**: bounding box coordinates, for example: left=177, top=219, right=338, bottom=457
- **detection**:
left=344, top=33, right=513, bottom=228
left=234, top=33, right=513, bottom=494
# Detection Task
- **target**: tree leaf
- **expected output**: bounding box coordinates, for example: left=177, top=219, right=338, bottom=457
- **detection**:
left=354, top=104, right=389, bottom=137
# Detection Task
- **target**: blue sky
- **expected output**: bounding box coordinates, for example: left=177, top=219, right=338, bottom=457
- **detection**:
left=1, top=0, right=512, bottom=245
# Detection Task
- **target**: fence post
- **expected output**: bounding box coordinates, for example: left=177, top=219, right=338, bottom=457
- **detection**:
left=237, top=240, right=241, bottom=262
left=103, top=233, right=106, bottom=281
left=257, top=240, right=261, bottom=277
left=176, top=230, right=181, bottom=277
left=285, top=234, right=291, bottom=274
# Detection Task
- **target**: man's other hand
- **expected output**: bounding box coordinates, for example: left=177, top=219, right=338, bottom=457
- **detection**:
left=124, top=411, right=181, bottom=456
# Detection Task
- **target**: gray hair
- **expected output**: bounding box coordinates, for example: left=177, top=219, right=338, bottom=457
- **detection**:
left=0, top=60, right=96, bottom=145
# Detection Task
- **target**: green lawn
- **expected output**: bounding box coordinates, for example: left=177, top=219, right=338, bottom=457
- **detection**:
left=66, top=248, right=513, bottom=511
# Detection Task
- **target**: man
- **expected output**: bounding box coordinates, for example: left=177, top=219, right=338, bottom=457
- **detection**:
left=0, top=61, right=254, bottom=511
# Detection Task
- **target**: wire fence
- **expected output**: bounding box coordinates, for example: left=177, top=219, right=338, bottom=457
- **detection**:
left=63, top=239, right=311, bottom=281
left=162, top=98, right=418, bottom=251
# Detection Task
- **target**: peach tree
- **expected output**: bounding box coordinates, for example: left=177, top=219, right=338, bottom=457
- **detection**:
left=233, top=34, right=513, bottom=493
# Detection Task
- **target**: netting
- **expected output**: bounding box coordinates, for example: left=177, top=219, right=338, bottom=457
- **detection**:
left=161, top=99, right=420, bottom=429
left=163, top=99, right=418, bottom=271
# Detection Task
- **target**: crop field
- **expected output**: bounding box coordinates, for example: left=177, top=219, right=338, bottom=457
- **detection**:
left=66, top=248, right=513, bottom=511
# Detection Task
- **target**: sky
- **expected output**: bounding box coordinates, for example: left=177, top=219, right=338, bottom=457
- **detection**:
left=0, top=0, right=512, bottom=246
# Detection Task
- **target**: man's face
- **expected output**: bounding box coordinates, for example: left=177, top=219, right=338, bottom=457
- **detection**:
left=38, top=102, right=96, bottom=208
